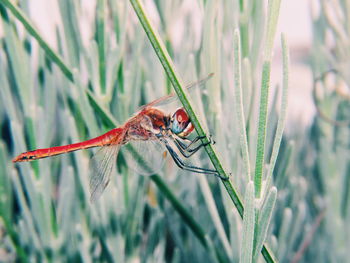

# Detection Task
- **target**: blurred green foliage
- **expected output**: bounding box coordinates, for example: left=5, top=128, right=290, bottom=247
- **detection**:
left=0, top=0, right=349, bottom=263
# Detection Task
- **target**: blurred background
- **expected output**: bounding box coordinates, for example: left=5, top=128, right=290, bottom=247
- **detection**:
left=0, top=0, right=350, bottom=262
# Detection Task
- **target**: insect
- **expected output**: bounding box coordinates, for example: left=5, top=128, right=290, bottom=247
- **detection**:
left=12, top=74, right=222, bottom=201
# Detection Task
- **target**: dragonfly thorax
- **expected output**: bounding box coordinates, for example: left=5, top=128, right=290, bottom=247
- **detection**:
left=170, top=108, right=194, bottom=137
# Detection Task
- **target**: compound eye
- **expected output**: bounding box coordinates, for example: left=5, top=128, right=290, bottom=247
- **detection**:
left=171, top=108, right=190, bottom=134
left=175, top=108, right=189, bottom=123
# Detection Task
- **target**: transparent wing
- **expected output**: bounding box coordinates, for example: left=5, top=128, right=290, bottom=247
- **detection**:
left=141, top=73, right=214, bottom=109
left=89, top=145, right=120, bottom=203
left=121, top=138, right=168, bottom=176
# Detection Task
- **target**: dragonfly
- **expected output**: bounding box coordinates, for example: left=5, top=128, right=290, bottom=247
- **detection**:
left=13, top=74, right=223, bottom=202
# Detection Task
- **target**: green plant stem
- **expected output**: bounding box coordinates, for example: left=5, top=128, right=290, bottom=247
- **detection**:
left=0, top=0, right=74, bottom=82
left=129, top=0, right=276, bottom=262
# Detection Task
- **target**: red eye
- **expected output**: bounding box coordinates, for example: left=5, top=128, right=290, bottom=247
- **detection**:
left=171, top=108, right=192, bottom=135
left=175, top=108, right=189, bottom=123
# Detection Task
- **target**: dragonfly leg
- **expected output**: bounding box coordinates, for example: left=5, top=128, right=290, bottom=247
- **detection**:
left=172, top=139, right=207, bottom=158
left=172, top=135, right=214, bottom=158
left=190, top=134, right=215, bottom=149
left=178, top=134, right=215, bottom=150
left=175, top=135, right=206, bottom=150
left=163, top=140, right=228, bottom=180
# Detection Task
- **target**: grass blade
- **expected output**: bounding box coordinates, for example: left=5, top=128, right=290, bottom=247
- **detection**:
left=198, top=176, right=233, bottom=259
left=265, top=34, right=290, bottom=193
left=240, top=181, right=255, bottom=263
left=253, top=187, right=277, bottom=262
left=233, top=29, right=251, bottom=181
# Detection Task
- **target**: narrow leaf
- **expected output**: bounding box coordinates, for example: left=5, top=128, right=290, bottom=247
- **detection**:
left=265, top=34, right=290, bottom=193
left=253, top=187, right=277, bottom=262
left=240, top=181, right=255, bottom=263
left=233, top=29, right=251, bottom=181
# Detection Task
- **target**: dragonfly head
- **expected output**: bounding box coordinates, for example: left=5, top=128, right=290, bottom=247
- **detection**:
left=170, top=108, right=194, bottom=137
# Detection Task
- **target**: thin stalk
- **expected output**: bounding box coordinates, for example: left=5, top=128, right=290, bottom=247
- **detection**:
left=233, top=29, right=251, bottom=181
left=265, top=34, right=289, bottom=194
left=129, top=0, right=276, bottom=262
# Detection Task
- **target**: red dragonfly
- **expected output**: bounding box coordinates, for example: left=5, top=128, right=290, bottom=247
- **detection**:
left=13, top=74, right=221, bottom=201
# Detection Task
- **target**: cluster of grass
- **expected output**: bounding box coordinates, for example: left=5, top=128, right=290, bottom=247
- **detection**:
left=0, top=0, right=349, bottom=262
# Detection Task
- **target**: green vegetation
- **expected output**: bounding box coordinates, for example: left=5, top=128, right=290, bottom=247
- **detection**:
left=0, top=0, right=349, bottom=262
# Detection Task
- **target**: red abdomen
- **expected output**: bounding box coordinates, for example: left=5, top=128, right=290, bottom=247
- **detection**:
left=12, top=128, right=124, bottom=163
